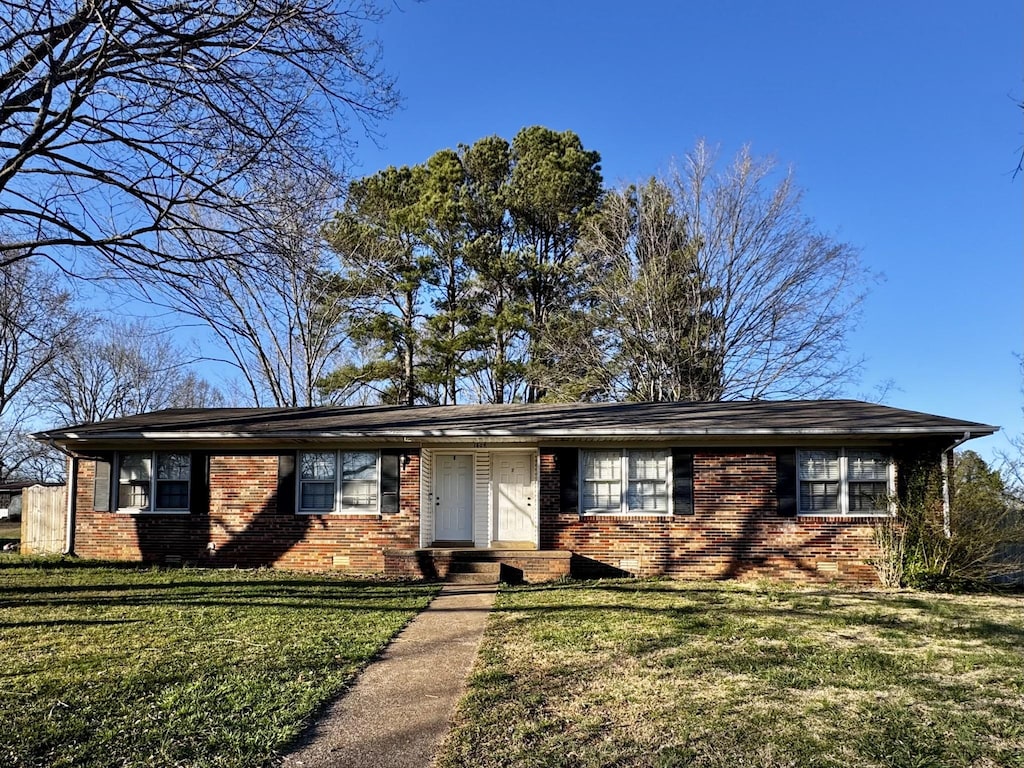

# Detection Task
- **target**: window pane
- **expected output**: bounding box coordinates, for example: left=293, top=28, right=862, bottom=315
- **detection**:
left=119, top=482, right=150, bottom=509
left=301, top=452, right=335, bottom=480
left=341, top=451, right=377, bottom=510
left=342, top=451, right=377, bottom=482
left=850, top=481, right=889, bottom=512
left=342, top=481, right=377, bottom=510
left=800, top=481, right=839, bottom=512
left=798, top=451, right=839, bottom=481
left=582, top=451, right=621, bottom=512
left=583, top=451, right=620, bottom=480
left=119, top=453, right=151, bottom=509
left=848, top=451, right=888, bottom=481
left=583, top=481, right=620, bottom=511
left=628, top=450, right=666, bottom=480
left=156, top=481, right=189, bottom=509
left=120, top=453, right=151, bottom=482
left=301, top=481, right=335, bottom=510
left=627, top=450, right=668, bottom=511
left=157, top=453, right=190, bottom=480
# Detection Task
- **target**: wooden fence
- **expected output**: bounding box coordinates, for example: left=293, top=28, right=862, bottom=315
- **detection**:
left=21, top=484, right=67, bottom=555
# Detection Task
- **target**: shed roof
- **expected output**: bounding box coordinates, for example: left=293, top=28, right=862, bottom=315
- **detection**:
left=34, top=400, right=998, bottom=447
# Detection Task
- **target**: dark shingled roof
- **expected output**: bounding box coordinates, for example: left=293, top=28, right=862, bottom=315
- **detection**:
left=35, top=400, right=998, bottom=445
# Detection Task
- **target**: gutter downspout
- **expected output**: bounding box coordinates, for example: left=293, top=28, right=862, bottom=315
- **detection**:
left=941, top=432, right=973, bottom=538
left=47, top=440, right=81, bottom=556
left=64, top=455, right=77, bottom=555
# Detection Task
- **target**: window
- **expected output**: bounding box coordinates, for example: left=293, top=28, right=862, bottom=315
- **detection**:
left=118, top=452, right=190, bottom=513
left=582, top=449, right=670, bottom=514
left=298, top=450, right=380, bottom=514
left=797, top=449, right=892, bottom=516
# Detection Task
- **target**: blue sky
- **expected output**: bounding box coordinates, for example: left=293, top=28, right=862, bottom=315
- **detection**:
left=341, top=0, right=1022, bottom=461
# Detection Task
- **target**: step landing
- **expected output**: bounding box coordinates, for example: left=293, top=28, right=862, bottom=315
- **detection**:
left=384, top=547, right=572, bottom=584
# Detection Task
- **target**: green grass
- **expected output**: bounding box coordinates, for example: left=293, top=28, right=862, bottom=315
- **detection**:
left=0, top=518, right=20, bottom=546
left=436, top=580, right=1024, bottom=768
left=0, top=559, right=438, bottom=768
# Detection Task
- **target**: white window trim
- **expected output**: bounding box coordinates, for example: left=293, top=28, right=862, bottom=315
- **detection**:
left=797, top=448, right=895, bottom=517
left=115, top=451, right=191, bottom=515
left=579, top=448, right=673, bottom=516
left=297, top=449, right=382, bottom=516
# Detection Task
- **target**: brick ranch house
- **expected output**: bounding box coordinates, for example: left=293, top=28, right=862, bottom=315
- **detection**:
left=35, top=400, right=996, bottom=584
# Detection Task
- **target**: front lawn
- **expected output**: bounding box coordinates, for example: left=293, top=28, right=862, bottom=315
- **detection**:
left=437, top=580, right=1024, bottom=768
left=0, top=560, right=438, bottom=768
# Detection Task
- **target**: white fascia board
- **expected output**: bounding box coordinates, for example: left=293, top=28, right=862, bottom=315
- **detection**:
left=51, top=425, right=998, bottom=443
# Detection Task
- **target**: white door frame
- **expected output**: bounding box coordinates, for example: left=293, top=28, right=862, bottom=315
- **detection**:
left=432, top=452, right=475, bottom=543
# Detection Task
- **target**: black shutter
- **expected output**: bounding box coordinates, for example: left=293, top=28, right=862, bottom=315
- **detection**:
left=277, top=454, right=296, bottom=515
left=777, top=449, right=798, bottom=517
left=380, top=450, right=401, bottom=514
left=554, top=448, right=579, bottom=514
left=93, top=457, right=112, bottom=512
left=672, top=449, right=694, bottom=515
left=189, top=452, right=210, bottom=515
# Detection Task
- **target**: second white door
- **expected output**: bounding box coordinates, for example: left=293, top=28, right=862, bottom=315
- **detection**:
left=494, top=452, right=536, bottom=544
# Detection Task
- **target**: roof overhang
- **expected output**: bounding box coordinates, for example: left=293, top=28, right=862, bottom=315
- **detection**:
left=34, top=400, right=999, bottom=452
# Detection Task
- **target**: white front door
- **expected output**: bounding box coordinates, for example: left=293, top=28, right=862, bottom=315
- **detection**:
left=494, top=452, right=537, bottom=544
left=434, top=454, right=474, bottom=542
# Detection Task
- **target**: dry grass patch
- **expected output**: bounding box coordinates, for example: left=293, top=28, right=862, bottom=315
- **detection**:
left=437, top=580, right=1024, bottom=768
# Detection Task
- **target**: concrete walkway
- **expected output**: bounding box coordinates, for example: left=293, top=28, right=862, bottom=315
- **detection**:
left=281, top=583, right=498, bottom=768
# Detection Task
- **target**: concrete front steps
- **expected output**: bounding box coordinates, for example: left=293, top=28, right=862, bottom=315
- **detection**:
left=384, top=547, right=572, bottom=583
left=445, top=559, right=501, bottom=585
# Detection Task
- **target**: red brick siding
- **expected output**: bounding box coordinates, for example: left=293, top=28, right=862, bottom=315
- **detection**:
left=73, top=446, right=921, bottom=585
left=541, top=449, right=882, bottom=585
left=74, top=451, right=421, bottom=576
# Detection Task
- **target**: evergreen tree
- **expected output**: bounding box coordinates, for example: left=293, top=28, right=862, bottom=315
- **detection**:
left=322, top=165, right=433, bottom=405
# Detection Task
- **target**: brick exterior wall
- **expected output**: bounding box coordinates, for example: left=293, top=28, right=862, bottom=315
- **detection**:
left=540, top=449, right=882, bottom=584
left=72, top=444, right=936, bottom=584
left=74, top=452, right=421, bottom=576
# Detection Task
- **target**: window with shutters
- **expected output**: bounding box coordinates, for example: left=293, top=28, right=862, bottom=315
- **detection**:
left=797, top=449, right=893, bottom=516
left=581, top=449, right=671, bottom=515
left=117, top=452, right=190, bottom=513
left=298, top=450, right=380, bottom=514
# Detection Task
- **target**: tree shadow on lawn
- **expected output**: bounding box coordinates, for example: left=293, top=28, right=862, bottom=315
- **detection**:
left=0, top=556, right=151, bottom=571
left=492, top=581, right=1024, bottom=656
left=0, top=617, right=144, bottom=629
left=0, top=569, right=439, bottom=612
left=476, top=588, right=1024, bottom=764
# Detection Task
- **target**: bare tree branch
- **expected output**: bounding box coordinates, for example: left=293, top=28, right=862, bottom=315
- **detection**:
left=575, top=142, right=871, bottom=402
left=0, top=0, right=397, bottom=276
left=152, top=168, right=355, bottom=407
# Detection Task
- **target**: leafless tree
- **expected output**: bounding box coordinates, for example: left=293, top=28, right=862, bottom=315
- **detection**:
left=580, top=142, right=868, bottom=402
left=0, top=259, right=80, bottom=479
left=41, top=318, right=223, bottom=426
left=0, top=0, right=396, bottom=275
left=576, top=178, right=720, bottom=401
left=997, top=358, right=1024, bottom=510
left=0, top=432, right=64, bottom=482
left=679, top=142, right=869, bottom=399
left=154, top=169, right=354, bottom=406
left=575, top=145, right=867, bottom=402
